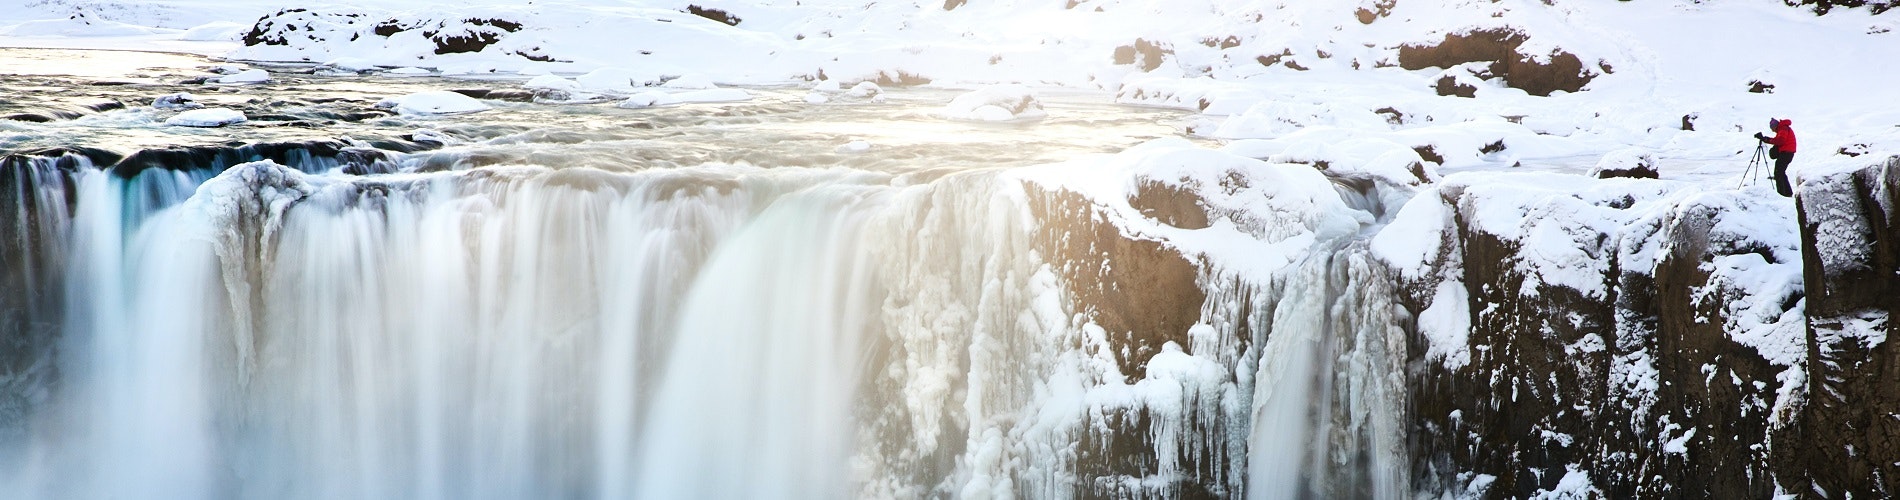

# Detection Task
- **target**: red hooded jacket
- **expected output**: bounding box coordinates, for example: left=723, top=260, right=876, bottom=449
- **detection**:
left=1768, top=119, right=1797, bottom=153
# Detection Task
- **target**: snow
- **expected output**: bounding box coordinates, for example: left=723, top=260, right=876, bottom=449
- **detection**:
left=1529, top=467, right=1601, bottom=500
left=163, top=108, right=245, bottom=127
left=214, top=68, right=269, bottom=84
left=382, top=67, right=430, bottom=76
left=1419, top=281, right=1473, bottom=370
left=661, top=74, right=716, bottom=89
left=375, top=90, right=491, bottom=115
left=179, top=21, right=245, bottom=41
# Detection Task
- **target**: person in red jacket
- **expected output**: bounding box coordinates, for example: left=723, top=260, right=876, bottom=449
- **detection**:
left=1755, top=118, right=1797, bottom=197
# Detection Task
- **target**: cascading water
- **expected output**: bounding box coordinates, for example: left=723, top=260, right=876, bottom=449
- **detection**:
left=0, top=88, right=1421, bottom=499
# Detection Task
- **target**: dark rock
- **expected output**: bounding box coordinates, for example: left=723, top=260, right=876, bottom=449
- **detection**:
left=872, top=71, right=932, bottom=87
left=1747, top=80, right=1776, bottom=94
left=110, top=140, right=348, bottom=178
left=1435, top=75, right=1477, bottom=98
left=686, top=5, right=742, bottom=26
left=1027, top=186, right=1205, bottom=380
left=1376, top=106, right=1405, bottom=124
left=1398, top=28, right=1598, bottom=96
left=1405, top=183, right=1799, bottom=497
left=1356, top=0, right=1396, bottom=24
left=428, top=18, right=524, bottom=55
left=1129, top=180, right=1211, bottom=230
left=1785, top=155, right=1900, bottom=497
left=1113, top=39, right=1172, bottom=72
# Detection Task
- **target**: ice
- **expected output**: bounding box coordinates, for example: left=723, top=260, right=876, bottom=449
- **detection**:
left=375, top=90, right=491, bottom=116
left=163, top=108, right=245, bottom=127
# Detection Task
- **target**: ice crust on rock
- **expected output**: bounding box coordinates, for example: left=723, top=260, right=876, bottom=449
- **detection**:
left=375, top=90, right=491, bottom=115
left=214, top=69, right=269, bottom=84
left=164, top=107, right=245, bottom=127
left=943, top=85, right=1046, bottom=122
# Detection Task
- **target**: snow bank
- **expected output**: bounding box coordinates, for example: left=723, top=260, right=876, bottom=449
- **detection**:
left=375, top=91, right=491, bottom=115
left=164, top=108, right=246, bottom=127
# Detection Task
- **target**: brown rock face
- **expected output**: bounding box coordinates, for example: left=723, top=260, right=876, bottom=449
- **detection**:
left=1784, top=155, right=1900, bottom=497
left=1025, top=185, right=1241, bottom=498
left=1027, top=186, right=1206, bottom=380
left=1398, top=29, right=1598, bottom=96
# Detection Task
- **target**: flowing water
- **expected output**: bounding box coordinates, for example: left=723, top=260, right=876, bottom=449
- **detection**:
left=0, top=48, right=1413, bottom=499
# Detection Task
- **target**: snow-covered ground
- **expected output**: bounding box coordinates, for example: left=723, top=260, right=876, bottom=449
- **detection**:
left=3, top=0, right=1894, bottom=179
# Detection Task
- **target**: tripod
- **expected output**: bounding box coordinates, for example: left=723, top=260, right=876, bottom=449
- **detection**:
left=1738, top=141, right=1769, bottom=189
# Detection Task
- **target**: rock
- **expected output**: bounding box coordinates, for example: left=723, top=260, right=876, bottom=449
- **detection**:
left=165, top=108, right=247, bottom=127
left=1398, top=28, right=1599, bottom=97
left=685, top=5, right=741, bottom=26
left=1113, top=38, right=1172, bottom=72
left=1784, top=155, right=1900, bottom=497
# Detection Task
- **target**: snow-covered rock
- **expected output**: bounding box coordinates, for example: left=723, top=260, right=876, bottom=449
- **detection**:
left=214, top=69, right=270, bottom=85
left=375, top=90, right=491, bottom=115
left=523, top=74, right=581, bottom=92
left=179, top=21, right=247, bottom=41
left=942, top=85, right=1045, bottom=121
left=617, top=91, right=682, bottom=109
left=164, top=108, right=246, bottom=127
left=846, top=82, right=882, bottom=98
left=382, top=67, right=430, bottom=76
left=152, top=93, right=202, bottom=110
left=1589, top=149, right=1659, bottom=179
left=575, top=67, right=667, bottom=93
left=661, top=74, right=716, bottom=89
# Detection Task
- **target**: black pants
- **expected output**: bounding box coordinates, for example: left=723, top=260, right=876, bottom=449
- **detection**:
left=1770, top=149, right=1794, bottom=197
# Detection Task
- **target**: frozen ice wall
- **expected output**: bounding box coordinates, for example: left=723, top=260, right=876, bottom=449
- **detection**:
left=0, top=136, right=1424, bottom=499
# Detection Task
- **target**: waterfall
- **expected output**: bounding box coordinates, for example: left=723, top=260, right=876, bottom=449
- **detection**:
left=0, top=144, right=1418, bottom=498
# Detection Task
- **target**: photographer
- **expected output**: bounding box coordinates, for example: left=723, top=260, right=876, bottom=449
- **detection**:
left=1755, top=118, right=1798, bottom=197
